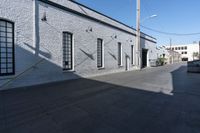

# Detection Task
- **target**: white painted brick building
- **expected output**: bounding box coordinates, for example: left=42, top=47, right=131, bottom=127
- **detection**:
left=166, top=43, right=200, bottom=61
left=0, top=0, right=157, bottom=89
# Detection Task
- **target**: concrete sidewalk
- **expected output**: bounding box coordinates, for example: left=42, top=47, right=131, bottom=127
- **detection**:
left=0, top=63, right=200, bottom=133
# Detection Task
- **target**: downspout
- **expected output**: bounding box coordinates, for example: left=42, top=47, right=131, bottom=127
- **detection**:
left=33, top=0, right=39, bottom=55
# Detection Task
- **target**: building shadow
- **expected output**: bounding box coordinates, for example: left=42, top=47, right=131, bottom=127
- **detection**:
left=23, top=42, right=52, bottom=59
left=80, top=49, right=95, bottom=60
left=0, top=45, right=81, bottom=89
left=108, top=51, right=117, bottom=60
left=169, top=65, right=200, bottom=132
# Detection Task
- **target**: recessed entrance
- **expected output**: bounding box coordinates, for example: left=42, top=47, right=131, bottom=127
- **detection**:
left=142, top=49, right=148, bottom=68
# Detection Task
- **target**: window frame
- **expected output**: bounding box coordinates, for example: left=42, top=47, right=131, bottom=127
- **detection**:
left=62, top=31, right=74, bottom=71
left=118, top=42, right=123, bottom=66
left=131, top=45, right=134, bottom=65
left=97, top=38, right=104, bottom=68
left=0, top=19, right=15, bottom=76
left=185, top=46, right=187, bottom=50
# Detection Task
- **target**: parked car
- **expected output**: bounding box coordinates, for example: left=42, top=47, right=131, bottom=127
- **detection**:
left=187, top=60, right=200, bottom=73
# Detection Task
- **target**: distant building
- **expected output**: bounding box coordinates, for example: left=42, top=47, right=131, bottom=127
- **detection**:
left=156, top=46, right=167, bottom=59
left=156, top=46, right=181, bottom=65
left=166, top=44, right=200, bottom=61
left=165, top=50, right=181, bottom=64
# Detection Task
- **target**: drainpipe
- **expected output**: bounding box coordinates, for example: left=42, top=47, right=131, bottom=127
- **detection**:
left=33, top=0, right=39, bottom=55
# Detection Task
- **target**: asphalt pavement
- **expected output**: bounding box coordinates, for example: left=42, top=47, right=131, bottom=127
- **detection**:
left=0, top=62, right=200, bottom=133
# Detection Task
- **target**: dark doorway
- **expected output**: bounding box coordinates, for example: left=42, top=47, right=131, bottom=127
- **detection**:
left=142, top=49, right=148, bottom=68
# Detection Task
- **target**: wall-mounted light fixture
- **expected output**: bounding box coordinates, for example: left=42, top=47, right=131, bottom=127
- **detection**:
left=111, top=34, right=117, bottom=39
left=126, top=38, right=133, bottom=42
left=41, top=12, right=47, bottom=22
left=86, top=26, right=93, bottom=32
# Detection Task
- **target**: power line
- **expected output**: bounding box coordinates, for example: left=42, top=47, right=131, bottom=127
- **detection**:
left=141, top=25, right=200, bottom=36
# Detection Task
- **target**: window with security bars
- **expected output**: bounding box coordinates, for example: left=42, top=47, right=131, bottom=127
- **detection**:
left=97, top=38, right=103, bottom=68
left=0, top=20, right=15, bottom=76
left=118, top=42, right=122, bottom=66
left=131, top=45, right=134, bottom=65
left=63, top=32, right=73, bottom=70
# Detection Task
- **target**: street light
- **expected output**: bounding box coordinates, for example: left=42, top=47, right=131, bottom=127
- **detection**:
left=136, top=0, right=157, bottom=70
left=141, top=14, right=157, bottom=23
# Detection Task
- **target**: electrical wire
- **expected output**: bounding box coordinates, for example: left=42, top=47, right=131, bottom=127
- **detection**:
left=141, top=25, right=200, bottom=36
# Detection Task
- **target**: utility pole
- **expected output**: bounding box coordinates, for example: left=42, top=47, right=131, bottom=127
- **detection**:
left=170, top=38, right=172, bottom=50
left=199, top=41, right=200, bottom=60
left=136, top=0, right=141, bottom=69
left=170, top=38, right=174, bottom=64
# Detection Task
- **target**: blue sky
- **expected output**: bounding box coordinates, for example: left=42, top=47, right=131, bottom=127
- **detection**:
left=76, top=0, right=200, bottom=45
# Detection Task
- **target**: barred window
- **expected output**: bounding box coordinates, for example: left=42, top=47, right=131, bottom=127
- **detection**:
left=0, top=20, right=15, bottom=76
left=131, top=45, right=134, bottom=65
left=118, top=42, right=122, bottom=66
left=63, top=32, right=73, bottom=70
left=97, top=38, right=103, bottom=68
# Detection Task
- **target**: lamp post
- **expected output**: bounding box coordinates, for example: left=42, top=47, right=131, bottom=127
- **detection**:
left=135, top=0, right=157, bottom=69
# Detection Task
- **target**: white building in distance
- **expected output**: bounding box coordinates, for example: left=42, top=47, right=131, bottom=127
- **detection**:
left=166, top=43, right=200, bottom=61
left=156, top=46, right=181, bottom=64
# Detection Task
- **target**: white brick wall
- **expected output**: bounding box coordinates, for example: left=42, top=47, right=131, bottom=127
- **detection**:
left=0, top=0, right=157, bottom=89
